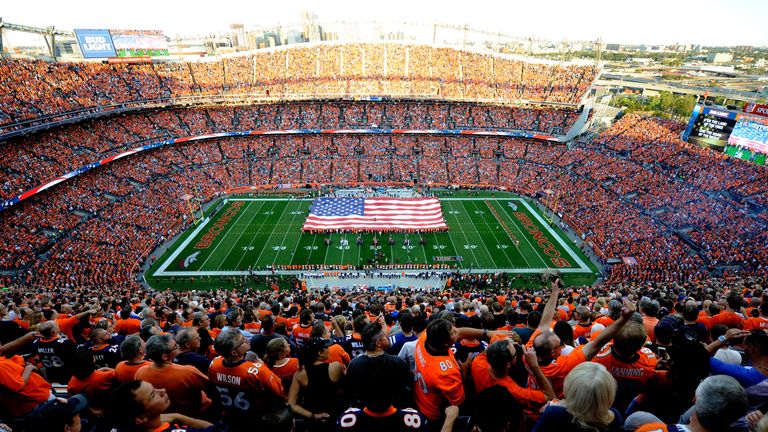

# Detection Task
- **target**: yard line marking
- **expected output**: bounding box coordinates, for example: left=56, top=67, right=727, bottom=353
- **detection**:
left=473, top=200, right=517, bottom=267
left=518, top=199, right=591, bottom=272
left=209, top=200, right=268, bottom=271
left=496, top=199, right=548, bottom=268
left=154, top=215, right=214, bottom=275
left=248, top=201, right=290, bottom=269
left=198, top=201, right=257, bottom=271
left=445, top=201, right=479, bottom=267
left=272, top=202, right=308, bottom=266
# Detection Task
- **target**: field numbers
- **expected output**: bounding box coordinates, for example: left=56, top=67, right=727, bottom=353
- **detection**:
left=241, top=246, right=255, bottom=251
left=370, top=245, right=381, bottom=250
left=290, top=211, right=303, bottom=215
left=474, top=210, right=485, bottom=215
left=448, top=210, right=460, bottom=215
left=402, top=245, right=414, bottom=250
left=304, top=246, right=318, bottom=251
left=336, top=246, right=350, bottom=250
left=497, top=244, right=509, bottom=249
left=263, top=211, right=274, bottom=215
left=271, top=245, right=286, bottom=251
left=463, top=244, right=477, bottom=249
left=432, top=245, right=446, bottom=250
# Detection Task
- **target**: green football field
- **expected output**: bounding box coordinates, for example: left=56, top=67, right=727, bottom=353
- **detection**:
left=149, top=195, right=597, bottom=285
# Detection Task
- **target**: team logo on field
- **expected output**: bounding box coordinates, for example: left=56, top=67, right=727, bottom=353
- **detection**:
left=179, top=251, right=201, bottom=269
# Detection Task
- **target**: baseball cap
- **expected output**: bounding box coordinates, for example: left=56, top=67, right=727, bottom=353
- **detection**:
left=24, top=394, right=87, bottom=431
left=306, top=337, right=333, bottom=352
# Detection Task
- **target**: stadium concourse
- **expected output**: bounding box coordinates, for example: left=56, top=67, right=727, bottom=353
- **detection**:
left=0, top=42, right=767, bottom=432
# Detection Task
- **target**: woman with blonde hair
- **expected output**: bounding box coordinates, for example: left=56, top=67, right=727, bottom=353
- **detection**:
left=533, top=362, right=623, bottom=432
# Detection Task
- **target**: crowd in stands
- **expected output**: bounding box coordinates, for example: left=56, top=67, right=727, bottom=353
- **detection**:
left=0, top=43, right=596, bottom=133
left=0, top=101, right=579, bottom=201
left=0, top=108, right=766, bottom=289
left=2, top=276, right=768, bottom=431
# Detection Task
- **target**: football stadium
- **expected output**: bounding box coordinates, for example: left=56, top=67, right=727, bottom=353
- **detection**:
left=0, top=1, right=767, bottom=431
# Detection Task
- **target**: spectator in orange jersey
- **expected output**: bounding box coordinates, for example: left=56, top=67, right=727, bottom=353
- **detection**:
left=67, top=349, right=118, bottom=409
left=135, top=333, right=210, bottom=418
left=291, top=309, right=314, bottom=349
left=708, top=292, right=746, bottom=329
left=0, top=333, right=51, bottom=418
left=263, top=338, right=299, bottom=398
left=411, top=318, right=464, bottom=422
left=572, top=306, right=595, bottom=342
left=640, top=300, right=661, bottom=343
left=309, top=320, right=349, bottom=367
left=116, top=308, right=142, bottom=336
left=471, top=338, right=554, bottom=412
left=745, top=302, right=768, bottom=331
left=592, top=320, right=658, bottom=413
left=104, top=380, right=219, bottom=432
left=595, top=300, right=622, bottom=328
left=174, top=328, right=210, bottom=375
left=116, top=334, right=150, bottom=383
left=44, top=307, right=97, bottom=343
left=288, top=337, right=345, bottom=431
left=208, top=329, right=284, bottom=432
left=529, top=281, right=636, bottom=397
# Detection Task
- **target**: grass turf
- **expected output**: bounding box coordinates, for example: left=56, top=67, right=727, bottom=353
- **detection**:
left=146, top=193, right=598, bottom=289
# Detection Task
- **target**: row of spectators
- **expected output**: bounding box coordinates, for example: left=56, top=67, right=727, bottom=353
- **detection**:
left=0, top=114, right=766, bottom=288
left=0, top=45, right=596, bottom=131
left=2, top=276, right=768, bottom=431
left=0, top=102, right=579, bottom=201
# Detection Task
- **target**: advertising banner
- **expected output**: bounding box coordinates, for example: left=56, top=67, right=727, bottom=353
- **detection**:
left=74, top=29, right=116, bottom=58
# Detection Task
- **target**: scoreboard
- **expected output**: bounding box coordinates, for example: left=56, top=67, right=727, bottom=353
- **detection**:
left=684, top=106, right=738, bottom=150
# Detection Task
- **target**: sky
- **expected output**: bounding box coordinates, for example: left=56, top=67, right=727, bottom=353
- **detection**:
left=1, top=0, right=767, bottom=46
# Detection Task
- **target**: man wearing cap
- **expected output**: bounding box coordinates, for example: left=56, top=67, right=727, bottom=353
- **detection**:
left=23, top=394, right=87, bottom=432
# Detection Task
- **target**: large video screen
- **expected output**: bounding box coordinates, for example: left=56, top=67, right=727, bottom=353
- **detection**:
left=729, top=113, right=768, bottom=154
left=687, top=107, right=738, bottom=150
left=110, top=29, right=169, bottom=57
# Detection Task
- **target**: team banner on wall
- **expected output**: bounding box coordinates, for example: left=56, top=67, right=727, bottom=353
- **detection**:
left=74, top=29, right=116, bottom=58
left=743, top=103, right=768, bottom=119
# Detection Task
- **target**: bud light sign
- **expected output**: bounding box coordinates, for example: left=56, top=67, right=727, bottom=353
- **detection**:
left=74, top=29, right=116, bottom=58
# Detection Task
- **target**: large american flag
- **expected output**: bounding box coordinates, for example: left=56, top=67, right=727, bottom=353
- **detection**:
left=729, top=117, right=768, bottom=153
left=302, top=197, right=448, bottom=232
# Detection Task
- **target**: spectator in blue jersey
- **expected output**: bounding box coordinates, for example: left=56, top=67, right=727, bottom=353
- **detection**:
left=250, top=315, right=292, bottom=359
left=174, top=328, right=210, bottom=375
left=104, top=380, right=220, bottom=432
left=338, top=362, right=429, bottom=432
left=345, top=321, right=413, bottom=410
left=702, top=327, right=768, bottom=429
left=387, top=311, right=418, bottom=355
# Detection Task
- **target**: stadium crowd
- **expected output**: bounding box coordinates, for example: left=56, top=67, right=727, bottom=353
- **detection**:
left=0, top=44, right=596, bottom=133
left=2, top=276, right=768, bottom=431
left=0, top=108, right=765, bottom=290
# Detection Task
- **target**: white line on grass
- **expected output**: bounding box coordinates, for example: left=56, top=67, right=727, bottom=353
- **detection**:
left=198, top=201, right=259, bottom=271
left=518, top=199, right=591, bottom=272
left=497, top=199, right=545, bottom=268
left=272, top=202, right=307, bottom=265
left=474, top=201, right=517, bottom=267
left=248, top=201, right=291, bottom=269
left=445, top=201, right=480, bottom=268
left=154, top=216, right=213, bottom=276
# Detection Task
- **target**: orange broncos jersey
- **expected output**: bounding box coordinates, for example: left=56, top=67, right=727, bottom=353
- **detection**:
left=412, top=335, right=464, bottom=421
left=744, top=316, right=768, bottom=331
left=208, top=356, right=284, bottom=424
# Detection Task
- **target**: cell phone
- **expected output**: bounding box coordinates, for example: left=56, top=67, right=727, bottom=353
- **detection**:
left=657, top=347, right=667, bottom=358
